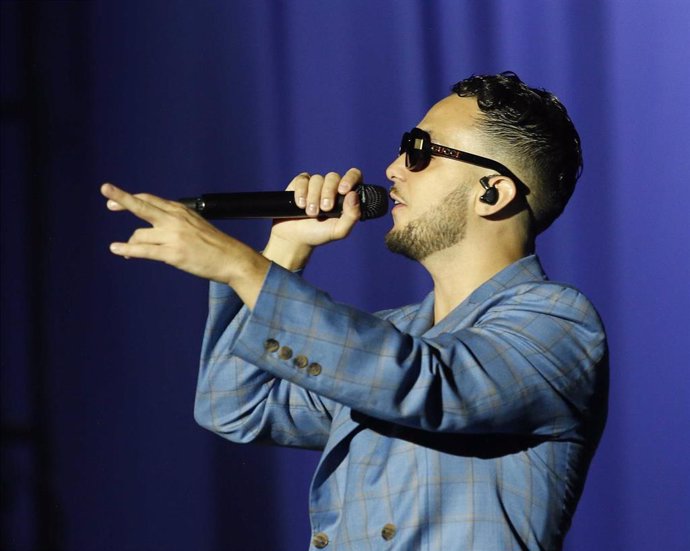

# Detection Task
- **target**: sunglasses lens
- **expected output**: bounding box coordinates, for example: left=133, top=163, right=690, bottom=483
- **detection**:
left=399, top=132, right=410, bottom=157
left=407, top=147, right=425, bottom=171
left=400, top=129, right=428, bottom=171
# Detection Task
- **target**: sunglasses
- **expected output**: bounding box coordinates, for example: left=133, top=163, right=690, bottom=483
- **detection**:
left=399, top=127, right=524, bottom=186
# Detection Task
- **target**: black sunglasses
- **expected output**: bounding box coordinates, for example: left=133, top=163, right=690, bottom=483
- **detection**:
left=399, top=127, right=524, bottom=186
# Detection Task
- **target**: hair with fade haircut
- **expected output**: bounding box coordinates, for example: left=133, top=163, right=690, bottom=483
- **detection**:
left=452, top=72, right=583, bottom=234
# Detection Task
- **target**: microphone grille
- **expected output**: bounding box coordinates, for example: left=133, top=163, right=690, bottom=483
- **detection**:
left=358, top=185, right=389, bottom=221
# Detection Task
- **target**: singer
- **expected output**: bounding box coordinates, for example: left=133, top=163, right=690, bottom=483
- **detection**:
left=102, top=73, right=608, bottom=551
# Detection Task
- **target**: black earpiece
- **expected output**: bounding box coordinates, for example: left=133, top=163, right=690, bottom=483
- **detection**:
left=479, top=176, right=499, bottom=205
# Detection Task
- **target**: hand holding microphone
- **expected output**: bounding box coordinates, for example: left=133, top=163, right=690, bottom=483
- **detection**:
left=253, top=170, right=383, bottom=270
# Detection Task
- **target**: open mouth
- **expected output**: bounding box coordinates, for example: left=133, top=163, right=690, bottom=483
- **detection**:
left=390, top=190, right=406, bottom=207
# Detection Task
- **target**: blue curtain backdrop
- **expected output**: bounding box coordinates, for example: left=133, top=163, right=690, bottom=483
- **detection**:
left=1, top=1, right=688, bottom=550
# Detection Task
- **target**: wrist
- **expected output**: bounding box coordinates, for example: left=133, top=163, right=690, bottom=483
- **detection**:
left=262, top=235, right=313, bottom=271
left=223, top=242, right=271, bottom=310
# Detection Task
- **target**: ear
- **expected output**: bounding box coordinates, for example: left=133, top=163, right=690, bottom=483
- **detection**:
left=474, top=175, right=518, bottom=218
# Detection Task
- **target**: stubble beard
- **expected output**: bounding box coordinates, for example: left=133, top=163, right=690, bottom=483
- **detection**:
left=384, top=184, right=470, bottom=261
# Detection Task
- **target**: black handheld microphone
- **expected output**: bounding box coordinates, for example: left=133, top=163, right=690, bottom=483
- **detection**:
left=178, top=184, right=389, bottom=221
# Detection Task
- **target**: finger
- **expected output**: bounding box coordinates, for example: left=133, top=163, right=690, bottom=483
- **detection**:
left=337, top=167, right=363, bottom=194
left=109, top=241, right=169, bottom=262
left=330, top=190, right=361, bottom=240
left=101, top=183, right=165, bottom=224
left=128, top=227, right=168, bottom=245
left=287, top=172, right=310, bottom=208
left=133, top=193, right=188, bottom=214
left=320, top=172, right=340, bottom=212
left=106, top=198, right=126, bottom=211
left=305, top=174, right=324, bottom=217
left=105, top=193, right=182, bottom=213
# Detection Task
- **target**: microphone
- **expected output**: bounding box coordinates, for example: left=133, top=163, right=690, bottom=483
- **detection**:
left=178, top=184, right=389, bottom=221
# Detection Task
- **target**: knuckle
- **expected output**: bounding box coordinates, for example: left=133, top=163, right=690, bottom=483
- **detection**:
left=292, top=172, right=310, bottom=185
left=167, top=248, right=184, bottom=265
left=170, top=228, right=186, bottom=241
left=331, top=226, right=350, bottom=240
left=172, top=210, right=192, bottom=225
left=307, top=177, right=324, bottom=195
left=135, top=193, right=155, bottom=204
left=292, top=174, right=309, bottom=189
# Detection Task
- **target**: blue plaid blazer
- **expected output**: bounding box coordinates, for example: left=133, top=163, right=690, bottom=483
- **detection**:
left=195, top=255, right=608, bottom=550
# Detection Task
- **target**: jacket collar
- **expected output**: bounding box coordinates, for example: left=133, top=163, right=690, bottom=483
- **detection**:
left=415, top=255, right=547, bottom=337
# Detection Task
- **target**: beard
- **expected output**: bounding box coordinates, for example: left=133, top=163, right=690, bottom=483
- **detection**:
left=385, top=184, right=470, bottom=261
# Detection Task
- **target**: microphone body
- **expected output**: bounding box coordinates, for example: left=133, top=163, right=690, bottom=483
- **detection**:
left=179, top=184, right=388, bottom=221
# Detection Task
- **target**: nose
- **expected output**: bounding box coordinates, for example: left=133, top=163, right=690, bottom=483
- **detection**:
left=386, top=153, right=406, bottom=183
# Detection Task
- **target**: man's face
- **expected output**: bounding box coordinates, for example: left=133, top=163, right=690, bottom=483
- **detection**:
left=384, top=95, right=487, bottom=261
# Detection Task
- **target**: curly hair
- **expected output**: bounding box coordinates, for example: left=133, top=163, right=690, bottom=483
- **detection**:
left=452, top=72, right=582, bottom=234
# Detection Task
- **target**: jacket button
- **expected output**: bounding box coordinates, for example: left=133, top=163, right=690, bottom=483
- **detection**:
left=381, top=523, right=397, bottom=541
left=312, top=532, right=329, bottom=548
left=307, top=362, right=322, bottom=376
left=264, top=339, right=279, bottom=353
left=293, top=355, right=309, bottom=369
left=278, top=346, right=293, bottom=360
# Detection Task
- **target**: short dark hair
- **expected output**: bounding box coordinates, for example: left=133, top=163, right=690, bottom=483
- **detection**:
left=452, top=72, right=582, bottom=234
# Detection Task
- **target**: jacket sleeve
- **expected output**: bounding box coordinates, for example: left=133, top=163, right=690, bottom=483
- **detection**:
left=226, top=263, right=608, bottom=441
left=194, top=278, right=338, bottom=450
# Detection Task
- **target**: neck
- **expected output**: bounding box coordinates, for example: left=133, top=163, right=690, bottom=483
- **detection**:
left=421, top=235, right=531, bottom=324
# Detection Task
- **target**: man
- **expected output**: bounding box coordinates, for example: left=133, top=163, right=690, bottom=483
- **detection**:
left=102, top=72, right=608, bottom=550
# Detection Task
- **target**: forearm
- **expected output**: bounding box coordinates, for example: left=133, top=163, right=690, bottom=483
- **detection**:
left=229, top=264, right=608, bottom=437
left=195, top=280, right=333, bottom=448
left=223, top=241, right=271, bottom=311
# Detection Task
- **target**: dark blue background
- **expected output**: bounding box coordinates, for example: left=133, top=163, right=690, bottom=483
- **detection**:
left=1, top=1, right=688, bottom=550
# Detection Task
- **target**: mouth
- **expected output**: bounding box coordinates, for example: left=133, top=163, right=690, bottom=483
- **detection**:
left=389, top=189, right=407, bottom=208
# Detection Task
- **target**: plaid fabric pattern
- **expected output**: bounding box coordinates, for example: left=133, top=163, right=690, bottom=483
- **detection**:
left=195, top=255, right=608, bottom=550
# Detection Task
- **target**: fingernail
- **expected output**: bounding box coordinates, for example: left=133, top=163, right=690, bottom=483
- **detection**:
left=110, top=243, right=121, bottom=253
left=338, top=183, right=348, bottom=193
left=296, top=196, right=306, bottom=208
left=321, top=198, right=331, bottom=209
left=307, top=203, right=318, bottom=215
left=107, top=200, right=118, bottom=209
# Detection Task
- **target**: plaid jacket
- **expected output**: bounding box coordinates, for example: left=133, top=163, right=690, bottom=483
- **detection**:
left=195, top=255, right=608, bottom=550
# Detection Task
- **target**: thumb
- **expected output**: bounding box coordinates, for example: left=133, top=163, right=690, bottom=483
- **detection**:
left=330, top=190, right=361, bottom=240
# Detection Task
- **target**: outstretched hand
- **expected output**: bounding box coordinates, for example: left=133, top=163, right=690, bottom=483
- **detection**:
left=101, top=183, right=269, bottom=308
